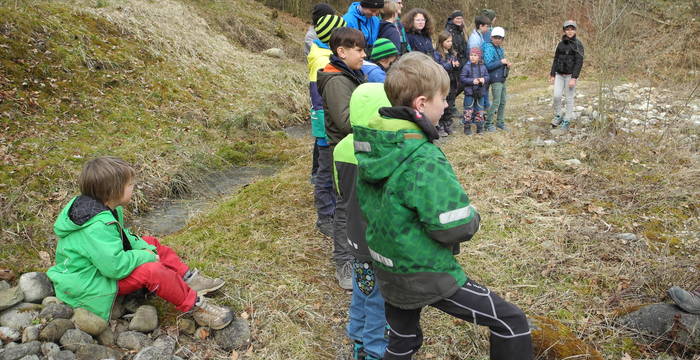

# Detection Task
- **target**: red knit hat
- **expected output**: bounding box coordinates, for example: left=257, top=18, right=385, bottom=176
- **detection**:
left=469, top=47, right=482, bottom=57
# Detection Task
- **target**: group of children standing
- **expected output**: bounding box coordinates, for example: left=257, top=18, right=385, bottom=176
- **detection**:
left=304, top=1, right=542, bottom=359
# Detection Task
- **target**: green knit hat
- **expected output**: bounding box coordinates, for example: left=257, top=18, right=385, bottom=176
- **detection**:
left=315, top=15, right=347, bottom=44
left=370, top=38, right=398, bottom=62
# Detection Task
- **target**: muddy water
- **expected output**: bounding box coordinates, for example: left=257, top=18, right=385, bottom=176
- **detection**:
left=129, top=166, right=277, bottom=236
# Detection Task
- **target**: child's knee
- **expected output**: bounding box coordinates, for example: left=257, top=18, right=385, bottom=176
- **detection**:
left=131, top=261, right=168, bottom=277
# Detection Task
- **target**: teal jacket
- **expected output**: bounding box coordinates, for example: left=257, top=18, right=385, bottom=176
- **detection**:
left=47, top=196, right=157, bottom=320
left=353, top=105, right=481, bottom=309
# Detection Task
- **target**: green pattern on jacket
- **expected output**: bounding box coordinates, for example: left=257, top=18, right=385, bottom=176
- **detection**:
left=48, top=196, right=157, bottom=320
left=353, top=109, right=480, bottom=309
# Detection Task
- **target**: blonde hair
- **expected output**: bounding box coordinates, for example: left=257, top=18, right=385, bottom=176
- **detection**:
left=384, top=52, right=449, bottom=107
left=78, top=156, right=135, bottom=204
left=435, top=31, right=454, bottom=59
left=381, top=1, right=399, bottom=20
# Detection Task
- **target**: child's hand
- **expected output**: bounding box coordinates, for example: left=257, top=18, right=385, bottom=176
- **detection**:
left=473, top=79, right=479, bottom=84
left=568, top=78, right=577, bottom=88
left=148, top=250, right=159, bottom=262
left=549, top=76, right=555, bottom=84
left=479, top=77, right=485, bottom=84
left=501, top=58, right=508, bottom=65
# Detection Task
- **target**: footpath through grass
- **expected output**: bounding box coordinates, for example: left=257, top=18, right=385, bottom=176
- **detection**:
left=159, top=79, right=698, bottom=359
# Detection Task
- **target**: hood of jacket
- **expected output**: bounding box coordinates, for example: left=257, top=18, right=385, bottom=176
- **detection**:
left=317, top=55, right=365, bottom=95
left=354, top=106, right=439, bottom=184
left=54, top=195, right=114, bottom=239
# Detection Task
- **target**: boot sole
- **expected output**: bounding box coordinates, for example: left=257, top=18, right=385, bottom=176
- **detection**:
left=193, top=281, right=225, bottom=296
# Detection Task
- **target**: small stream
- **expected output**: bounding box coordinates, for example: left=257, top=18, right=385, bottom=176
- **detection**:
left=129, top=165, right=277, bottom=236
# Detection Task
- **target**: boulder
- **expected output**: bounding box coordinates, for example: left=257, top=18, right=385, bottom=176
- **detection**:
left=128, top=306, right=158, bottom=333
left=262, top=48, right=284, bottom=58
left=116, top=331, right=152, bottom=351
left=0, top=287, right=24, bottom=312
left=71, top=308, right=107, bottom=336
left=0, top=303, right=41, bottom=330
left=39, top=303, right=73, bottom=320
left=39, top=319, right=74, bottom=343
left=73, top=344, right=122, bottom=360
left=0, top=340, right=40, bottom=360
left=213, top=318, right=251, bottom=351
left=59, top=329, right=94, bottom=352
left=18, top=273, right=54, bottom=303
left=0, top=281, right=9, bottom=291
left=618, top=303, right=700, bottom=349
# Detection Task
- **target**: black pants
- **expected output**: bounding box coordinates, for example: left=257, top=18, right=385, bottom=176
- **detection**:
left=384, top=279, right=533, bottom=360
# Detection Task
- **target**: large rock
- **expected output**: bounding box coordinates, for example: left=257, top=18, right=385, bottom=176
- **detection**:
left=115, top=331, right=152, bottom=351
left=619, top=303, right=700, bottom=349
left=39, top=303, right=73, bottom=320
left=0, top=281, right=9, bottom=291
left=0, top=326, right=21, bottom=343
left=0, top=287, right=24, bottom=312
left=20, top=325, right=40, bottom=343
left=71, top=308, right=107, bottom=336
left=18, top=273, right=53, bottom=303
left=128, top=306, right=158, bottom=333
left=0, top=303, right=40, bottom=330
left=213, top=318, right=250, bottom=351
left=73, top=344, right=122, bottom=360
left=59, top=329, right=94, bottom=352
left=39, top=319, right=74, bottom=343
left=0, top=340, right=40, bottom=360
left=262, top=48, right=284, bottom=58
left=152, top=335, right=176, bottom=355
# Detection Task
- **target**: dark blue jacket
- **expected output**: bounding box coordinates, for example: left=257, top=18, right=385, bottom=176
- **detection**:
left=483, top=42, right=507, bottom=83
left=343, top=2, right=380, bottom=47
left=459, top=61, right=489, bottom=97
left=379, top=20, right=402, bottom=53
left=433, top=51, right=457, bottom=72
left=406, top=33, right=434, bottom=56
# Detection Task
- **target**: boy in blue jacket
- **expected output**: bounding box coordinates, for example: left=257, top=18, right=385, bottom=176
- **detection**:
left=482, top=26, right=511, bottom=131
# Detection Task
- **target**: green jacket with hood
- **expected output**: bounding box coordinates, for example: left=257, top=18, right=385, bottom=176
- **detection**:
left=353, top=104, right=481, bottom=309
left=47, top=195, right=157, bottom=320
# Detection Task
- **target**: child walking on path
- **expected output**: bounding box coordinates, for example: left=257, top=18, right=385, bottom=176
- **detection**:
left=48, top=157, right=232, bottom=329
left=433, top=31, right=461, bottom=136
left=483, top=26, right=511, bottom=131
left=352, top=52, right=533, bottom=360
left=308, top=14, right=347, bottom=238
left=317, top=27, right=367, bottom=290
left=460, top=47, right=489, bottom=135
left=550, top=20, right=584, bottom=130
left=334, top=83, right=391, bottom=360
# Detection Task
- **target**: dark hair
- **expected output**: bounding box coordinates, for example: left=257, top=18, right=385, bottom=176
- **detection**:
left=312, top=3, right=334, bottom=25
left=329, top=27, right=366, bottom=55
left=402, top=8, right=433, bottom=37
left=474, top=15, right=491, bottom=29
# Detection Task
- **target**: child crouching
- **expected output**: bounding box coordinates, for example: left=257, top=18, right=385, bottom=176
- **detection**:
left=353, top=52, right=533, bottom=359
left=460, top=47, right=489, bottom=135
left=48, top=156, right=232, bottom=329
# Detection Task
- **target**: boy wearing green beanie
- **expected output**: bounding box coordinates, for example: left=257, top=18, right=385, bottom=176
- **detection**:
left=361, top=38, right=399, bottom=83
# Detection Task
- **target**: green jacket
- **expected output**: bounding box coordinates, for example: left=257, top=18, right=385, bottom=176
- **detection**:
left=317, top=55, right=366, bottom=145
left=47, top=196, right=157, bottom=320
left=353, top=106, right=481, bottom=309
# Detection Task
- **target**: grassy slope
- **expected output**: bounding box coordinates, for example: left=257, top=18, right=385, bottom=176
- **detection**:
left=161, top=78, right=698, bottom=359
left=0, top=0, right=308, bottom=270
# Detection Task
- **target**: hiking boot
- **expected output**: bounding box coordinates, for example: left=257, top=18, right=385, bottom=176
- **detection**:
left=551, top=114, right=562, bottom=128
left=191, top=297, right=234, bottom=330
left=335, top=261, right=353, bottom=290
left=497, top=123, right=508, bottom=131
left=463, top=124, right=472, bottom=135
left=668, top=286, right=700, bottom=314
left=352, top=341, right=365, bottom=360
left=185, top=269, right=225, bottom=295
left=486, top=125, right=497, bottom=132
left=316, top=217, right=334, bottom=238
left=438, top=128, right=448, bottom=137
left=560, top=119, right=570, bottom=130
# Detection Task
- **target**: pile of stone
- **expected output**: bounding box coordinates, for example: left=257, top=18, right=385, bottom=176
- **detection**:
left=0, top=272, right=250, bottom=360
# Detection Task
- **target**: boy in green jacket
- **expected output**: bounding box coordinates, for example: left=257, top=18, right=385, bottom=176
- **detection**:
left=352, top=52, right=533, bottom=359
left=48, top=156, right=232, bottom=329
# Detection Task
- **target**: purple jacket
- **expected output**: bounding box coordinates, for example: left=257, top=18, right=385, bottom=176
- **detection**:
left=459, top=61, right=489, bottom=97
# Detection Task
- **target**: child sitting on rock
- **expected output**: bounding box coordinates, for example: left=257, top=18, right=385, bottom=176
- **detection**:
left=47, top=156, right=232, bottom=330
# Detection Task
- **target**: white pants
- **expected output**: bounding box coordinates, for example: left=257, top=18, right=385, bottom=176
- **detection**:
left=553, top=73, right=576, bottom=121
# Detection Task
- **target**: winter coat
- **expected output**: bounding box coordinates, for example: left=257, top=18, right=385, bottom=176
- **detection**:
left=445, top=20, right=468, bottom=64
left=550, top=35, right=584, bottom=78
left=483, top=42, right=507, bottom=83
left=353, top=105, right=481, bottom=309
left=379, top=20, right=402, bottom=53
left=333, top=83, right=391, bottom=263
left=395, top=19, right=411, bottom=54
left=307, top=41, right=333, bottom=138
left=47, top=196, right=157, bottom=321
left=433, top=51, right=460, bottom=87
left=406, top=32, right=434, bottom=56
left=361, top=61, right=387, bottom=83
left=343, top=2, right=380, bottom=47
left=303, top=25, right=317, bottom=57
left=317, top=55, right=366, bottom=145
left=459, top=61, right=490, bottom=98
